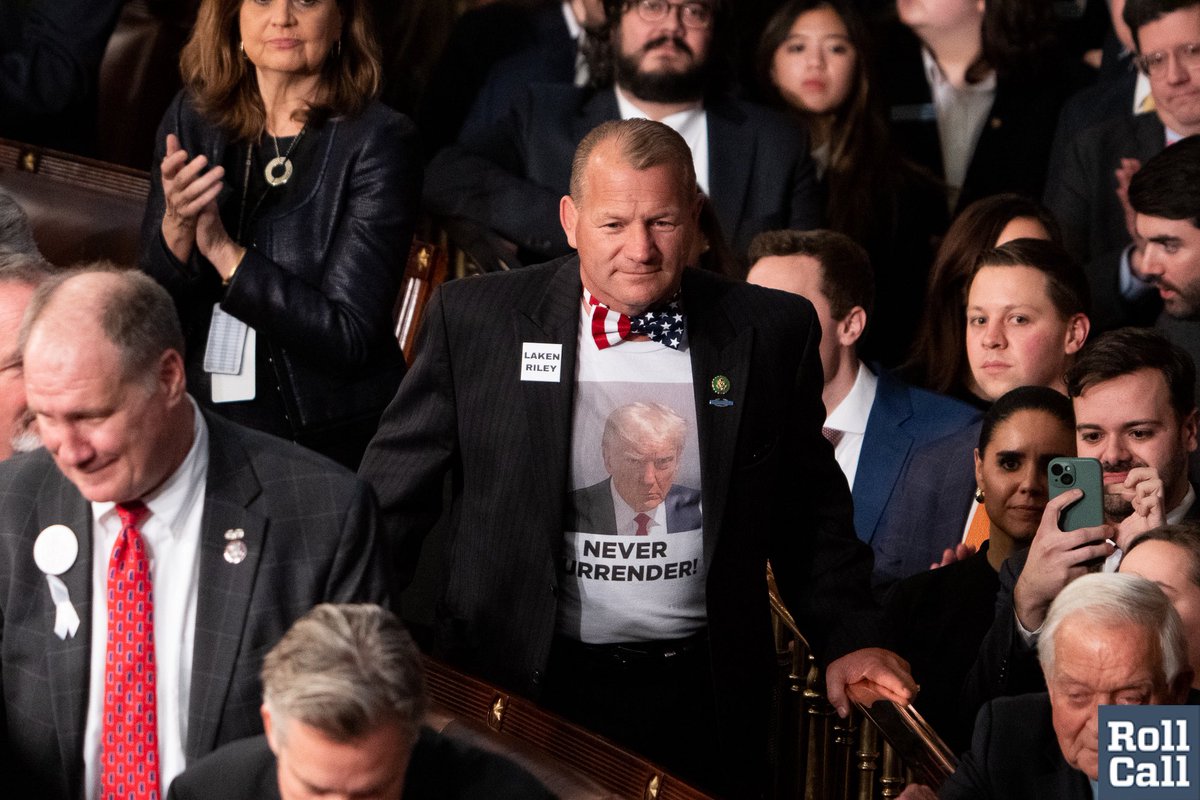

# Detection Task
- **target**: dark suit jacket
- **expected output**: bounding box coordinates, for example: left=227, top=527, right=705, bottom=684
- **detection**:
left=870, top=421, right=982, bottom=587
left=358, top=256, right=879, bottom=788
left=1045, top=110, right=1166, bottom=331
left=417, top=1, right=577, bottom=158
left=141, top=92, right=418, bottom=466
left=166, top=729, right=554, bottom=800
left=567, top=478, right=702, bottom=535
left=0, top=0, right=123, bottom=154
left=0, top=411, right=387, bottom=800
left=939, top=693, right=1092, bottom=799
left=1047, top=70, right=1137, bottom=186
left=881, top=545, right=1001, bottom=755
left=853, top=368, right=979, bottom=546
left=424, top=85, right=821, bottom=262
left=877, top=23, right=1085, bottom=222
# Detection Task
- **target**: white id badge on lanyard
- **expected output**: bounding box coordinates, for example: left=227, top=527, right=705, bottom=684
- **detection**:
left=204, top=304, right=256, bottom=402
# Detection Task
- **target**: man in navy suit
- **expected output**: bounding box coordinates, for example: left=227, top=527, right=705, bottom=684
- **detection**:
left=424, top=0, right=819, bottom=265
left=746, top=230, right=979, bottom=549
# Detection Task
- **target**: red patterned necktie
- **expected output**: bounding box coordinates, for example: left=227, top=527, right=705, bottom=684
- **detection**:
left=634, top=512, right=651, bottom=536
left=101, top=500, right=160, bottom=800
left=586, top=290, right=686, bottom=350
left=822, top=427, right=844, bottom=448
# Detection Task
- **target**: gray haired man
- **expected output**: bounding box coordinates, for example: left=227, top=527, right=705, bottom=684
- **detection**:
left=166, top=604, right=553, bottom=800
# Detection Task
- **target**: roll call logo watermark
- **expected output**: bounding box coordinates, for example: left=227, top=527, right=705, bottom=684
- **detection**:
left=1100, top=706, right=1199, bottom=797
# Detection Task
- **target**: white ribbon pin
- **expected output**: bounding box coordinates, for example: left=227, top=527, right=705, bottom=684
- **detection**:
left=33, top=524, right=80, bottom=640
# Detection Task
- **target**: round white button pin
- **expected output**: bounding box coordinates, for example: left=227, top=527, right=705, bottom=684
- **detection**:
left=34, top=524, right=79, bottom=576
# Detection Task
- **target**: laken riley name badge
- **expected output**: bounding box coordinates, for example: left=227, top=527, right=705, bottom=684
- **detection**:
left=521, top=343, right=563, bottom=383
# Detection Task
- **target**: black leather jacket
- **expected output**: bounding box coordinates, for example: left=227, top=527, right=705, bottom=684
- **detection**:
left=141, top=91, right=419, bottom=464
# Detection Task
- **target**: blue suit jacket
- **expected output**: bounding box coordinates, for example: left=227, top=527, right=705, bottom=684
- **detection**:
left=869, top=420, right=983, bottom=587
left=852, top=368, right=979, bottom=547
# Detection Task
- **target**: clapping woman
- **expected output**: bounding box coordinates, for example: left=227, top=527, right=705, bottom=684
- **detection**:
left=140, top=0, right=419, bottom=468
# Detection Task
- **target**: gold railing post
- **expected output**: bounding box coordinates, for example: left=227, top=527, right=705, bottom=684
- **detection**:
left=879, top=740, right=906, bottom=799
left=856, top=716, right=881, bottom=800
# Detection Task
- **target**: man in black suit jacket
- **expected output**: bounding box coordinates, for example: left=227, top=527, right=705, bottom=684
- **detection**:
left=361, top=119, right=912, bottom=796
left=0, top=269, right=386, bottom=800
left=1046, top=0, right=1200, bottom=331
left=424, top=0, right=819, bottom=265
left=167, top=604, right=552, bottom=800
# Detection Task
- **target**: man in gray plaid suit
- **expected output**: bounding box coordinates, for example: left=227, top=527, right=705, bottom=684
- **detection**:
left=0, top=267, right=387, bottom=800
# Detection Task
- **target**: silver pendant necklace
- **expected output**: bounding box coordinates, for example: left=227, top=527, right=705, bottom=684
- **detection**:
left=263, top=126, right=306, bottom=187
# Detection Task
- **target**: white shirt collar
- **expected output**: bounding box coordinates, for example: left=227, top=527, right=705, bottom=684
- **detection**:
left=920, top=47, right=996, bottom=94
left=824, top=361, right=877, bottom=436
left=1167, top=483, right=1196, bottom=525
left=92, top=398, right=209, bottom=537
left=561, top=0, right=583, bottom=41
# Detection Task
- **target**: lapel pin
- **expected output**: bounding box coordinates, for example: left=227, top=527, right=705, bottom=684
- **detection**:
left=224, top=528, right=245, bottom=540
left=34, top=524, right=78, bottom=576
left=34, top=524, right=80, bottom=639
left=224, top=540, right=248, bottom=565
left=709, top=374, right=734, bottom=407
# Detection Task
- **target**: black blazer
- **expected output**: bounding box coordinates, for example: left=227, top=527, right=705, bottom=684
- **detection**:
left=166, top=729, right=555, bottom=800
left=1045, top=110, right=1166, bottom=331
left=140, top=92, right=420, bottom=466
left=358, top=257, right=881, bottom=787
left=878, top=23, right=1084, bottom=222
left=940, top=693, right=1092, bottom=799
left=424, top=85, right=821, bottom=262
left=0, top=411, right=387, bottom=800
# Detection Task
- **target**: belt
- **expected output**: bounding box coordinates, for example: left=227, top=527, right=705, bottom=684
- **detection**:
left=554, top=629, right=708, bottom=668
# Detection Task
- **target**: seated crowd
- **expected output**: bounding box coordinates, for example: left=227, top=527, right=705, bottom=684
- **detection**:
left=3, top=1, right=1200, bottom=799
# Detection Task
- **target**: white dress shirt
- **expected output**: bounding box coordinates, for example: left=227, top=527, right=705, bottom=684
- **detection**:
left=823, top=361, right=878, bottom=490
left=615, top=87, right=710, bottom=194
left=83, top=401, right=209, bottom=799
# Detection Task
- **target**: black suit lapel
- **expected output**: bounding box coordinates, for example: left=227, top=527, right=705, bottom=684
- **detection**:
left=684, top=271, right=752, bottom=568
left=515, top=259, right=582, bottom=559
left=42, top=474, right=93, bottom=796
left=186, top=416, right=266, bottom=761
left=705, top=98, right=752, bottom=249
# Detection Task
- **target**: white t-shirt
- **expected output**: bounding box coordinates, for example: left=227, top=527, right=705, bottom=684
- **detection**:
left=558, top=297, right=707, bottom=643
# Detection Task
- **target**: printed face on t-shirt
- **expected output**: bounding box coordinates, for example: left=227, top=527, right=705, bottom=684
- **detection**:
left=604, top=434, right=682, bottom=512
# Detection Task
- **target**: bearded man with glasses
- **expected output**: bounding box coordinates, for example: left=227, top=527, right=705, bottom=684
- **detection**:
left=1046, top=0, right=1200, bottom=332
left=424, top=0, right=821, bottom=270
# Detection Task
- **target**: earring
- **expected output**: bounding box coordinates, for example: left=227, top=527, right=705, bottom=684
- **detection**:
left=975, top=488, right=985, bottom=504
left=239, top=40, right=247, bottom=59
left=334, top=39, right=342, bottom=57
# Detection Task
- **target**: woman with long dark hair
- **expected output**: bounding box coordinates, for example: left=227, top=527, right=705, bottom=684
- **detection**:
left=757, top=0, right=943, bottom=364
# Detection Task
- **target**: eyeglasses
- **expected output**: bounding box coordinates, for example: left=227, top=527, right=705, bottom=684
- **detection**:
left=626, top=0, right=714, bottom=30
left=1135, top=41, right=1200, bottom=77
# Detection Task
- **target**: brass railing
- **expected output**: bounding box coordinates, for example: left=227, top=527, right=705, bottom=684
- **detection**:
left=768, top=566, right=957, bottom=799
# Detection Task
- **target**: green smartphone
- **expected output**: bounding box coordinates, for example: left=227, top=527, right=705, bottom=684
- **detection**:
left=1048, top=456, right=1105, bottom=530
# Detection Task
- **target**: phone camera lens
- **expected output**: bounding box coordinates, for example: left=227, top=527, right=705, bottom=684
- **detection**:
left=1062, top=473, right=1075, bottom=486
left=1050, top=463, right=1063, bottom=476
